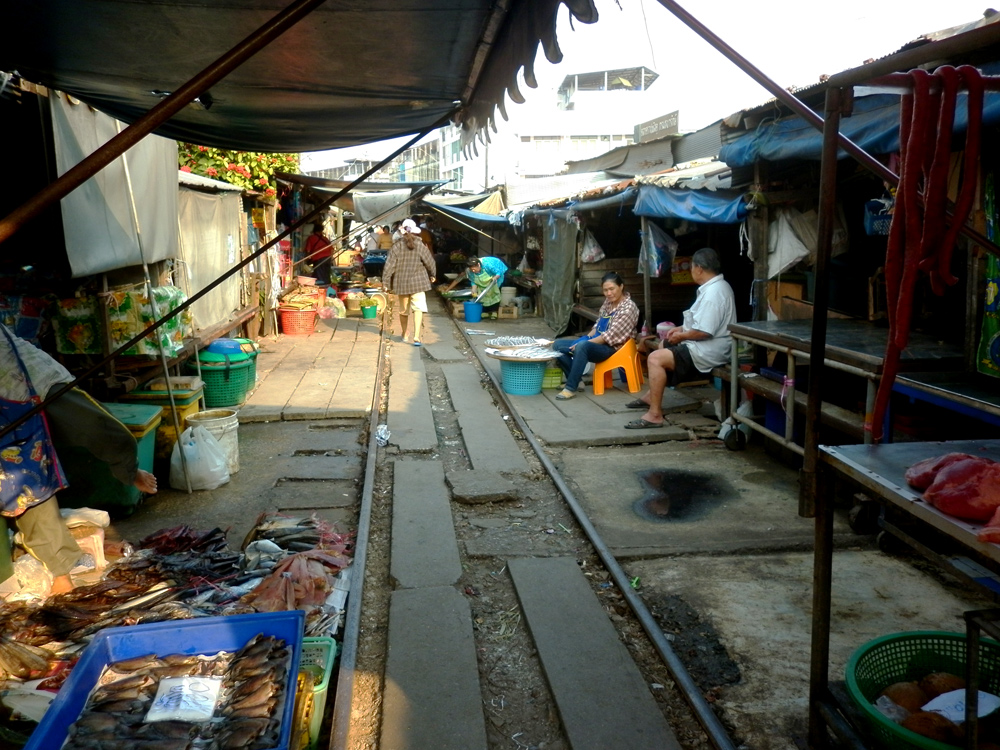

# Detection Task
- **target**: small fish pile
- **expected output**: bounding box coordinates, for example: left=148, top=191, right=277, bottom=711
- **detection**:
left=487, top=345, right=558, bottom=360
left=62, top=634, right=289, bottom=750
left=485, top=335, right=538, bottom=347
left=241, top=512, right=353, bottom=557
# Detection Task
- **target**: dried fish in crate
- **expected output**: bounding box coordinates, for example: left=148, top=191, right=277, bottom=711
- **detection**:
left=485, top=335, right=537, bottom=348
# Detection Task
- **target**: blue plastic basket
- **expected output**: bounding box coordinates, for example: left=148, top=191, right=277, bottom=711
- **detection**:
left=26, top=611, right=305, bottom=750
left=864, top=200, right=893, bottom=236
left=500, top=359, right=547, bottom=396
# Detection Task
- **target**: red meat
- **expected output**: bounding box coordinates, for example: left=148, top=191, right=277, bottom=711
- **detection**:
left=977, top=506, right=1000, bottom=544
left=905, top=453, right=979, bottom=490
left=923, top=457, right=1000, bottom=521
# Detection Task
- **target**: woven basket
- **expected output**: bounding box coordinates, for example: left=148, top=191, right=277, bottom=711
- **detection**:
left=280, top=308, right=317, bottom=335
left=845, top=631, right=1000, bottom=750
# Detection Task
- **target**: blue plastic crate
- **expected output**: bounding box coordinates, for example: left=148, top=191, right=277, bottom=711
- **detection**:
left=26, top=611, right=305, bottom=750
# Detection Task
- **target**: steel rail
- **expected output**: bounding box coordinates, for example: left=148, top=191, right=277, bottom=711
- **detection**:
left=0, top=0, right=327, bottom=245
left=460, top=328, right=738, bottom=750
left=329, top=314, right=388, bottom=750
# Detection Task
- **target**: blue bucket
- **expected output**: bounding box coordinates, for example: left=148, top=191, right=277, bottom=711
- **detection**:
left=463, top=301, right=483, bottom=323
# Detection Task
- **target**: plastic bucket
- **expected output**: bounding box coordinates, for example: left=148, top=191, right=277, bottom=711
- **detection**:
left=463, top=301, right=483, bottom=322
left=360, top=305, right=378, bottom=319
left=186, top=409, right=240, bottom=474
left=500, top=286, right=517, bottom=305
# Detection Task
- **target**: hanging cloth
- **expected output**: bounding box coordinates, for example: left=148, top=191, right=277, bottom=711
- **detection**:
left=0, top=326, right=67, bottom=517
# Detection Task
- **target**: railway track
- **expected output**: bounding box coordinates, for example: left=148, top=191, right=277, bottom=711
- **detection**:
left=329, top=314, right=738, bottom=750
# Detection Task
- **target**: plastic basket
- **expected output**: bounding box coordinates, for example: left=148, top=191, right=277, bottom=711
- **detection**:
left=542, top=367, right=563, bottom=389
left=300, top=636, right=339, bottom=749
left=188, top=360, right=252, bottom=407
left=864, top=200, right=893, bottom=236
left=280, top=307, right=317, bottom=335
left=845, top=631, right=1000, bottom=750
left=499, top=359, right=548, bottom=396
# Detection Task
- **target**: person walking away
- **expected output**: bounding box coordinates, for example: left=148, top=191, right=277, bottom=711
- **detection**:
left=0, top=325, right=157, bottom=594
left=550, top=272, right=639, bottom=400
left=303, top=222, right=333, bottom=284
left=383, top=219, right=436, bottom=346
left=443, top=256, right=508, bottom=319
left=624, top=247, right=736, bottom=428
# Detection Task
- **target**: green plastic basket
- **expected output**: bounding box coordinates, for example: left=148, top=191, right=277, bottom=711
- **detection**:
left=301, top=636, right=339, bottom=749
left=845, top=630, right=1000, bottom=750
left=500, top=359, right=547, bottom=396
left=542, top=367, right=562, bottom=389
left=187, top=353, right=253, bottom=407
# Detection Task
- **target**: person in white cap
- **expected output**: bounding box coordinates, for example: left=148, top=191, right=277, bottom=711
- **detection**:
left=382, top=220, right=436, bottom=345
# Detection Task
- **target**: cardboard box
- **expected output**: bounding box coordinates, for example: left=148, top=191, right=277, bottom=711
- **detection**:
left=498, top=305, right=519, bottom=319
left=767, top=281, right=804, bottom=319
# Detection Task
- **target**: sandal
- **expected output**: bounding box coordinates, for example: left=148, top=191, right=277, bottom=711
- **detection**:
left=554, top=388, right=576, bottom=400
left=625, top=399, right=648, bottom=409
left=624, top=418, right=664, bottom=429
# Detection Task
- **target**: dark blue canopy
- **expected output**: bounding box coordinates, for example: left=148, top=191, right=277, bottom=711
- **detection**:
left=427, top=202, right=510, bottom=225
left=633, top=185, right=747, bottom=224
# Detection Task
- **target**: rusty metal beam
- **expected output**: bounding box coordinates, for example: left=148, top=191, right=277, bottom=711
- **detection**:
left=654, top=0, right=1000, bottom=261
left=0, top=0, right=326, bottom=245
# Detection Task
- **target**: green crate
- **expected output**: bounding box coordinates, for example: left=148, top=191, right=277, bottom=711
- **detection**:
left=187, top=359, right=252, bottom=407
left=542, top=367, right=562, bottom=389
left=845, top=631, right=1000, bottom=750
left=301, top=636, right=339, bottom=749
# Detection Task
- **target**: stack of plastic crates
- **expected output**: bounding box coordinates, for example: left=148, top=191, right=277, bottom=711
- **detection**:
left=188, top=350, right=252, bottom=407
left=293, top=636, right=339, bottom=750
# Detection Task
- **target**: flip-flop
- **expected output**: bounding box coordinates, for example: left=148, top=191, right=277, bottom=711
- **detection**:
left=413, top=341, right=422, bottom=347
left=624, top=418, right=664, bottom=429
left=625, top=399, right=648, bottom=409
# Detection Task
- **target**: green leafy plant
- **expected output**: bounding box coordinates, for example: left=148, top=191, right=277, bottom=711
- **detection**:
left=359, top=297, right=378, bottom=308
left=177, top=144, right=299, bottom=197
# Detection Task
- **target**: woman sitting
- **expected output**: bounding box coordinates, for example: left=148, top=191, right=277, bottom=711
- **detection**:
left=551, top=272, right=639, bottom=400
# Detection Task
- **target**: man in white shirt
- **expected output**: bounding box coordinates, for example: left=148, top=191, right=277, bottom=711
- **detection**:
left=624, top=247, right=737, bottom=429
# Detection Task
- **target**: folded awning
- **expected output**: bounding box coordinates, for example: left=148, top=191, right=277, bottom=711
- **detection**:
left=2, top=0, right=601, bottom=152
left=633, top=185, right=747, bottom=224
left=426, top=202, right=511, bottom=225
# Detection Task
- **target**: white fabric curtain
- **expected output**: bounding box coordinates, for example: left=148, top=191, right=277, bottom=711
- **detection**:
left=352, top=189, right=413, bottom=226
left=177, top=189, right=243, bottom=332
left=50, top=93, right=178, bottom=277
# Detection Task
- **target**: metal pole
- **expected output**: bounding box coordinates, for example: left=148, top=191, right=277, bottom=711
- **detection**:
left=0, top=0, right=327, bottom=246
left=640, top=217, right=653, bottom=330
left=652, top=0, right=1000, bottom=261
left=117, top=123, right=193, bottom=495
left=807, top=87, right=845, bottom=750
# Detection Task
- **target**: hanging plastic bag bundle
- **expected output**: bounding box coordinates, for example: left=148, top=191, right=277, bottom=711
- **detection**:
left=169, top=425, right=231, bottom=490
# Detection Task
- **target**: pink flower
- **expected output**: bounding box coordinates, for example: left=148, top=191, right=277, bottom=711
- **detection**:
left=197, top=146, right=207, bottom=152
left=258, top=176, right=268, bottom=185
left=265, top=187, right=276, bottom=197
left=180, top=165, right=192, bottom=172
left=206, top=167, right=218, bottom=177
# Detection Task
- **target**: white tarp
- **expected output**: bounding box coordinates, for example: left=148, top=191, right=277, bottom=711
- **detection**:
left=351, top=189, right=412, bottom=226
left=176, top=188, right=242, bottom=332
left=50, top=92, right=177, bottom=277
left=758, top=205, right=848, bottom=279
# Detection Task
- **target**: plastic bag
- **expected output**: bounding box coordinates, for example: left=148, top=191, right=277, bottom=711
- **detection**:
left=169, top=426, right=230, bottom=491
left=328, top=298, right=347, bottom=318
left=580, top=230, right=605, bottom=263
left=638, top=222, right=678, bottom=278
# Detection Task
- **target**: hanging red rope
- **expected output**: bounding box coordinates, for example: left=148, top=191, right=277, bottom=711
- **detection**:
left=867, top=65, right=985, bottom=442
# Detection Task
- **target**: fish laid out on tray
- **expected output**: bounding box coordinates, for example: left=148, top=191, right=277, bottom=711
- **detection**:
left=485, top=345, right=558, bottom=360
left=904, top=452, right=1000, bottom=542
left=61, top=633, right=290, bottom=750
left=484, top=336, right=552, bottom=348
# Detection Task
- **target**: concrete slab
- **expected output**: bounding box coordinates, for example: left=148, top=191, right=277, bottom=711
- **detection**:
left=390, top=460, right=462, bottom=588
left=446, top=470, right=518, bottom=504
left=264, top=481, right=357, bottom=509
left=381, top=586, right=488, bottom=750
left=387, top=346, right=437, bottom=453
left=424, top=341, right=466, bottom=362
left=558, top=442, right=852, bottom=557
left=508, top=557, right=680, bottom=750
left=629, top=551, right=992, bottom=750
left=270, top=455, right=362, bottom=481
left=441, top=364, right=528, bottom=473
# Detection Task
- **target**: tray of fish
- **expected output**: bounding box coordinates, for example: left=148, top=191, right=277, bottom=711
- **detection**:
left=484, top=335, right=550, bottom=348
left=27, top=610, right=304, bottom=750
left=485, top=345, right=560, bottom=361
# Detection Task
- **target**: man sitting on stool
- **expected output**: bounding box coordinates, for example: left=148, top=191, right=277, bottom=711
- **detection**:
left=624, top=247, right=736, bottom=429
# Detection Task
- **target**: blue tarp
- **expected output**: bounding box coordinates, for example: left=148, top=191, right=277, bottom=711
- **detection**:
left=427, top=202, right=510, bottom=225
left=721, top=87, right=1000, bottom=168
left=633, top=185, right=747, bottom=224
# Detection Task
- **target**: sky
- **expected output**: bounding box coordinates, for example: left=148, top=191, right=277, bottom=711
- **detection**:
left=300, top=0, right=993, bottom=171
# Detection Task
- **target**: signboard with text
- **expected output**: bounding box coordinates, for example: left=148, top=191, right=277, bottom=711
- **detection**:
left=635, top=111, right=679, bottom=143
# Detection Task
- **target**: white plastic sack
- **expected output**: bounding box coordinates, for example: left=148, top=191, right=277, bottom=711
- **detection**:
left=580, top=230, right=605, bottom=263
left=170, top=425, right=230, bottom=491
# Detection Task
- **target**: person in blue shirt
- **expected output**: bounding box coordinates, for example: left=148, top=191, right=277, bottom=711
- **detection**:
left=443, top=256, right=508, bottom=319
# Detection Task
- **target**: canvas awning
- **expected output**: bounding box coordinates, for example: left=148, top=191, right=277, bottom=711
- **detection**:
left=2, top=0, right=600, bottom=153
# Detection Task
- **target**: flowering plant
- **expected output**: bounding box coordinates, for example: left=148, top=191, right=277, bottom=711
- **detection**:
left=177, top=144, right=299, bottom=198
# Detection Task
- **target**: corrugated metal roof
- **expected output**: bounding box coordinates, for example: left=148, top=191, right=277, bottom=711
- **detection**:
left=564, top=137, right=677, bottom=176
left=178, top=171, right=244, bottom=192
left=635, top=160, right=731, bottom=190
